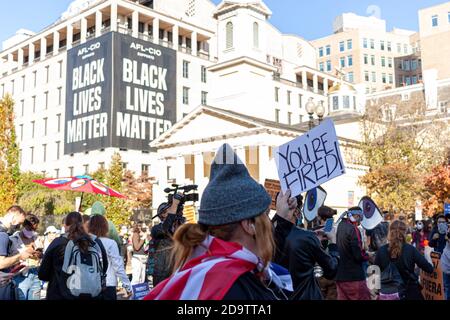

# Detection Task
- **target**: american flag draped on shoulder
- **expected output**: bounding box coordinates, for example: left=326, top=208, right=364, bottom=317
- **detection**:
left=144, top=236, right=292, bottom=300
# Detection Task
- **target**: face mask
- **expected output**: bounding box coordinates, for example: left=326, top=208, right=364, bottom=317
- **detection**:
left=438, top=223, right=448, bottom=235
left=416, top=223, right=423, bottom=231
left=22, top=229, right=35, bottom=239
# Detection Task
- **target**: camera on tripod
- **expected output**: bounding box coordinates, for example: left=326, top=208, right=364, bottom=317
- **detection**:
left=163, top=184, right=199, bottom=215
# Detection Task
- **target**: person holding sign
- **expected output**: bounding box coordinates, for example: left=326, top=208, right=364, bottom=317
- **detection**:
left=273, top=195, right=339, bottom=300
left=375, top=220, right=433, bottom=300
left=429, top=215, right=449, bottom=254
left=335, top=207, right=371, bottom=300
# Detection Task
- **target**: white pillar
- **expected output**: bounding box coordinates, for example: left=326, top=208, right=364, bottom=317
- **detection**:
left=111, top=3, right=118, bottom=32
left=313, top=74, right=318, bottom=93
left=144, top=23, right=149, bottom=36
left=157, top=158, right=168, bottom=189
left=29, top=43, right=35, bottom=65
left=153, top=18, right=159, bottom=44
left=194, top=153, right=204, bottom=184
left=81, top=18, right=87, bottom=43
left=18, top=49, right=24, bottom=69
left=324, top=78, right=329, bottom=95
left=302, top=70, right=307, bottom=90
left=95, top=10, right=103, bottom=37
left=182, top=36, right=187, bottom=48
left=132, top=11, right=139, bottom=38
left=258, top=145, right=270, bottom=183
left=175, top=155, right=186, bottom=185
left=172, top=25, right=179, bottom=49
left=191, top=31, right=197, bottom=56
left=53, top=31, right=60, bottom=55
left=67, top=24, right=73, bottom=49
left=40, top=37, right=47, bottom=61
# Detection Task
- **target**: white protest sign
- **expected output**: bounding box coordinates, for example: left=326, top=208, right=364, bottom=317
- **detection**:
left=274, top=119, right=346, bottom=197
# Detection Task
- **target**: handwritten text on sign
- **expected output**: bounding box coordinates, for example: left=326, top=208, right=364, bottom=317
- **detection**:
left=274, top=119, right=346, bottom=197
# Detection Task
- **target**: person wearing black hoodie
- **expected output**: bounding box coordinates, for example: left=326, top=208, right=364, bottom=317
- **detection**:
left=335, top=207, right=371, bottom=300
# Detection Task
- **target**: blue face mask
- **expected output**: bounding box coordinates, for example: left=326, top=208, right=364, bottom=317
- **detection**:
left=438, top=222, right=448, bottom=235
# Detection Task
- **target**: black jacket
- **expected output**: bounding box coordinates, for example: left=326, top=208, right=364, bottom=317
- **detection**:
left=223, top=272, right=285, bottom=300
left=38, top=236, right=70, bottom=300
left=150, top=222, right=173, bottom=285
left=375, top=244, right=433, bottom=285
left=272, top=215, right=339, bottom=300
left=428, top=227, right=447, bottom=253
left=336, top=219, right=369, bottom=282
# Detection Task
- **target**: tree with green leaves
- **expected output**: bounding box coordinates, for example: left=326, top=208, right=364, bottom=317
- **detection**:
left=104, top=152, right=129, bottom=226
left=0, top=95, right=20, bottom=215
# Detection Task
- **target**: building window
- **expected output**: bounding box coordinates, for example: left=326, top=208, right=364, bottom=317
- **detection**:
left=275, top=109, right=280, bottom=123
left=287, top=91, right=291, bottom=105
left=20, top=100, right=24, bottom=117
left=275, top=87, right=279, bottom=102
left=340, top=57, right=345, bottom=68
left=19, top=124, right=23, bottom=141
left=326, top=45, right=331, bottom=55
left=326, top=60, right=331, bottom=72
left=389, top=74, right=393, bottom=84
left=99, top=162, right=105, bottom=170
left=45, top=66, right=49, bottom=83
left=404, top=44, right=408, bottom=54
left=319, top=47, right=324, bottom=57
left=201, top=66, right=207, bottom=83
left=32, top=96, right=36, bottom=113
left=56, top=141, right=60, bottom=160
left=182, top=60, right=189, bottom=78
left=142, top=164, right=150, bottom=175
left=22, top=75, right=25, bottom=92
left=371, top=72, right=376, bottom=82
left=58, top=61, right=63, bottom=78
left=364, top=54, right=368, bottom=65
left=339, top=41, right=345, bottom=52
left=11, top=80, right=15, bottom=96
left=69, top=167, right=74, bottom=176
left=44, top=117, right=48, bottom=136
left=43, top=144, right=47, bottom=162
left=380, top=40, right=385, bottom=51
left=58, top=87, right=62, bottom=105
left=57, top=114, right=61, bottom=132
left=404, top=60, right=411, bottom=71
left=382, top=73, right=387, bottom=84
left=55, top=169, right=60, bottom=178
left=363, top=38, right=368, bottom=48
left=332, top=96, right=339, bottom=110
left=287, top=112, right=292, bottom=125
left=412, top=75, right=418, bottom=84
left=347, top=39, right=352, bottom=50
left=347, top=55, right=353, bottom=66
left=253, top=22, right=259, bottom=48
left=298, top=94, right=302, bottom=108
left=30, top=147, right=34, bottom=164
left=405, top=77, right=411, bottom=85
left=319, top=62, right=324, bottom=72
left=84, top=164, right=89, bottom=174
left=226, top=22, right=233, bottom=49
left=299, top=115, right=303, bottom=123
left=381, top=56, right=386, bottom=67
left=347, top=72, right=354, bottom=83
left=370, top=39, right=375, bottom=49
left=388, top=57, right=393, bottom=68
left=33, top=71, right=37, bottom=88
left=371, top=55, right=375, bottom=66
left=44, top=91, right=49, bottom=109
left=31, top=121, right=35, bottom=138
left=1, top=84, right=4, bottom=98
left=432, top=15, right=438, bottom=27
left=411, top=60, right=418, bottom=71
left=448, top=12, right=450, bottom=23
left=343, top=96, right=350, bottom=109
left=365, top=71, right=369, bottom=82
left=182, top=87, right=189, bottom=105
left=201, top=91, right=208, bottom=105
left=387, top=41, right=392, bottom=52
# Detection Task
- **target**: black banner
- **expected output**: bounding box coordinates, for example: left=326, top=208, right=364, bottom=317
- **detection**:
left=64, top=32, right=177, bottom=154
left=65, top=32, right=113, bottom=154
left=112, top=32, right=177, bottom=151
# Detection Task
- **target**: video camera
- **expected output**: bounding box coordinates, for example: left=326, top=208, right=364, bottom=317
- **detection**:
left=163, top=184, right=199, bottom=216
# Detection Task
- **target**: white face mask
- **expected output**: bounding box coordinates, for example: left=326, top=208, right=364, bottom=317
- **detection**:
left=416, top=223, right=423, bottom=230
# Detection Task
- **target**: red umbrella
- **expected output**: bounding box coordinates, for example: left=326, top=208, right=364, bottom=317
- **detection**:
left=33, top=175, right=126, bottom=209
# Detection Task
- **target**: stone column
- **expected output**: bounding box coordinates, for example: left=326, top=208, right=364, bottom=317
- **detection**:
left=40, top=37, right=47, bottom=61
left=53, top=31, right=60, bottom=55
left=81, top=18, right=87, bottom=43
left=29, top=43, right=35, bottom=65
left=172, top=25, right=179, bottom=49
left=18, top=49, right=24, bottom=69
left=258, top=145, right=270, bottom=183
left=111, top=3, right=118, bottom=32
left=153, top=18, right=159, bottom=44
left=67, top=24, right=73, bottom=49
left=132, top=11, right=139, bottom=38
left=191, top=31, right=198, bottom=56
left=175, top=155, right=186, bottom=185
left=95, top=10, right=103, bottom=37
left=194, top=153, right=204, bottom=184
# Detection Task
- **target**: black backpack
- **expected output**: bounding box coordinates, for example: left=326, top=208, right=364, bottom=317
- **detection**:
left=380, top=251, right=405, bottom=298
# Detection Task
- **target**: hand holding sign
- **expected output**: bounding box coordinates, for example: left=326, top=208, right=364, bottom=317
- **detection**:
left=276, top=190, right=298, bottom=223
left=274, top=119, right=346, bottom=197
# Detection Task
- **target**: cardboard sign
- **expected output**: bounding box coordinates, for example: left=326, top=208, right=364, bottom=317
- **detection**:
left=274, top=119, right=346, bottom=197
left=303, top=186, right=327, bottom=222
left=359, top=196, right=383, bottom=230
left=421, top=252, right=444, bottom=300
left=132, top=283, right=150, bottom=300
left=264, top=179, right=281, bottom=210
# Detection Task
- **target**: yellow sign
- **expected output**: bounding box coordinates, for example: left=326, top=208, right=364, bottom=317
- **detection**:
left=183, top=205, right=197, bottom=224
left=421, top=252, right=444, bottom=300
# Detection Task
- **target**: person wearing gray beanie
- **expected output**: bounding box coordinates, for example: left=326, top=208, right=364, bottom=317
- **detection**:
left=145, top=144, right=298, bottom=300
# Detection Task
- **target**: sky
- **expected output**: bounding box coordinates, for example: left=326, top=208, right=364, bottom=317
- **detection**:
left=0, top=0, right=447, bottom=45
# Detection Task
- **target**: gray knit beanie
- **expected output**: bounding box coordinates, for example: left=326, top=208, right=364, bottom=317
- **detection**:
left=198, top=144, right=271, bottom=226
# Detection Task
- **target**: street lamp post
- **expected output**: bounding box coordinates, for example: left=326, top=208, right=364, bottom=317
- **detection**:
left=316, top=101, right=325, bottom=124
left=306, top=98, right=316, bottom=130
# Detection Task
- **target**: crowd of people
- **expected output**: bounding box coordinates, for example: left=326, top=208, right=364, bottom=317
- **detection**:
left=1, top=143, right=449, bottom=301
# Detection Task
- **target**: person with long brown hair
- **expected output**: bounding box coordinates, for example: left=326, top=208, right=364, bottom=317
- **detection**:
left=375, top=220, right=433, bottom=300
left=145, top=144, right=297, bottom=300
left=38, top=212, right=107, bottom=300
